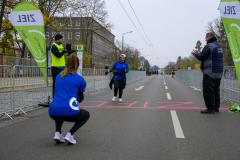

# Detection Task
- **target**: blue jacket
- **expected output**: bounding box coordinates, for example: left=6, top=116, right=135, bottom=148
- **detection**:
left=195, top=37, right=223, bottom=79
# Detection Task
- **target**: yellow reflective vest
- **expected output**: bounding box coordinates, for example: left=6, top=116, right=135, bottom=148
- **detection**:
left=51, top=42, right=65, bottom=67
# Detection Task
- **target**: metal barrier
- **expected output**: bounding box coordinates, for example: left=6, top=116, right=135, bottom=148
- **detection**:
left=126, top=71, right=146, bottom=83
left=7, top=56, right=38, bottom=66
left=175, top=67, right=240, bottom=103
left=0, top=65, right=14, bottom=120
left=0, top=66, right=146, bottom=120
left=78, top=68, right=111, bottom=92
left=12, top=66, right=52, bottom=116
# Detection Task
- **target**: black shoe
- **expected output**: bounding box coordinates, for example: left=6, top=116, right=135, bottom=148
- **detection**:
left=201, top=109, right=215, bottom=114
left=215, top=108, right=219, bottom=112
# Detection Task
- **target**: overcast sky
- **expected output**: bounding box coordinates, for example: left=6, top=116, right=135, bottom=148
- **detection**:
left=105, top=0, right=221, bottom=68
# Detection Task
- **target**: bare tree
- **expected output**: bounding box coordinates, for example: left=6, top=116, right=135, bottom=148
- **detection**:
left=66, top=0, right=114, bottom=55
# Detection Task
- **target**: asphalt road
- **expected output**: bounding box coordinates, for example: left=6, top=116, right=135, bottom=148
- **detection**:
left=0, top=75, right=239, bottom=160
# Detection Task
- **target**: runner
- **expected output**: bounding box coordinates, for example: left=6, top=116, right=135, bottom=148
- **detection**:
left=48, top=54, right=89, bottom=145
left=172, top=68, right=175, bottom=78
left=109, top=54, right=129, bottom=102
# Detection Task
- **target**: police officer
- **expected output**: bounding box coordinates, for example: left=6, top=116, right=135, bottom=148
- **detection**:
left=51, top=34, right=68, bottom=97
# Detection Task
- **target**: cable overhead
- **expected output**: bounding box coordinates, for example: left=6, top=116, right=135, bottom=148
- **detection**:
left=117, top=0, right=157, bottom=58
left=128, top=0, right=158, bottom=58
left=126, top=40, right=195, bottom=45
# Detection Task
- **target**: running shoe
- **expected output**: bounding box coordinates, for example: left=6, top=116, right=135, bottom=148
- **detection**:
left=54, top=132, right=65, bottom=143
left=112, top=96, right=117, bottom=101
left=119, top=98, right=123, bottom=102
left=64, top=132, right=76, bottom=144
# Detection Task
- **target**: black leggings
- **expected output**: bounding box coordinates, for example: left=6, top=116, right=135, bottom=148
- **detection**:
left=114, top=80, right=124, bottom=98
left=50, top=109, right=90, bottom=135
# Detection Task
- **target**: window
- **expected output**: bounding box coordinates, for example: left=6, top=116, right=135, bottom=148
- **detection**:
left=60, top=32, right=64, bottom=39
left=60, top=22, right=64, bottom=27
left=68, top=21, right=72, bottom=26
left=68, top=32, right=72, bottom=40
left=27, top=53, right=30, bottom=59
left=76, top=20, right=80, bottom=26
left=75, top=32, right=80, bottom=40
left=52, top=22, right=57, bottom=26
left=52, top=32, right=56, bottom=39
left=45, top=32, right=49, bottom=39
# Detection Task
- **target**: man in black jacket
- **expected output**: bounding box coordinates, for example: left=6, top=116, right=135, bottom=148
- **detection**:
left=192, top=33, right=223, bottom=114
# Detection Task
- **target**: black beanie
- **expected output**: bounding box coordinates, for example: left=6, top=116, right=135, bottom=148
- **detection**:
left=55, top=34, right=63, bottom=40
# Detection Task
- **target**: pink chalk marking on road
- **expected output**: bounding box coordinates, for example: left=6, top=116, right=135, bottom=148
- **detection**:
left=97, top=101, right=108, bottom=107
left=157, top=102, right=193, bottom=104
left=157, top=102, right=193, bottom=108
left=119, top=103, right=132, bottom=104
left=116, top=101, right=137, bottom=107
left=79, top=105, right=229, bottom=110
left=79, top=101, right=229, bottom=110
left=143, top=102, right=148, bottom=108
left=83, top=101, right=107, bottom=102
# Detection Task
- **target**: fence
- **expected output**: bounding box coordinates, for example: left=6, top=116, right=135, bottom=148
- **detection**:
left=1, top=66, right=146, bottom=120
left=0, top=65, right=14, bottom=120
left=7, top=56, right=38, bottom=67
left=175, top=66, right=240, bottom=103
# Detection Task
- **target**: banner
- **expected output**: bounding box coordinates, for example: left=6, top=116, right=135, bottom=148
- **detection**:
left=8, top=2, right=48, bottom=86
left=219, top=0, right=240, bottom=85
left=77, top=45, right=83, bottom=74
left=152, top=66, right=156, bottom=72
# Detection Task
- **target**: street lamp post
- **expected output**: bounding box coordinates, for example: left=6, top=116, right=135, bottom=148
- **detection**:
left=122, top=31, right=133, bottom=53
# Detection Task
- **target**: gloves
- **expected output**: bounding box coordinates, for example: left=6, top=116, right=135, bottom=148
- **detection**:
left=121, top=68, right=125, bottom=72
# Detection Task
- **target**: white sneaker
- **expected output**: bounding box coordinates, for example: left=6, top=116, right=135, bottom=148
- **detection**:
left=54, top=132, right=65, bottom=143
left=64, top=132, right=76, bottom=144
left=112, top=96, right=117, bottom=101
left=119, top=98, right=123, bottom=102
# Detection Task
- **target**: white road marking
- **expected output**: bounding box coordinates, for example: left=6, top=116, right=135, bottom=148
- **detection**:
left=171, top=110, right=185, bottom=139
left=167, top=93, right=171, bottom=100
left=164, top=83, right=166, bottom=85
left=165, top=86, right=168, bottom=89
left=190, top=86, right=201, bottom=91
left=135, top=86, right=145, bottom=91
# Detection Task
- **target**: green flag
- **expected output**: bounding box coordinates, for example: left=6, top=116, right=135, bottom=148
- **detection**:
left=219, top=0, right=240, bottom=85
left=8, top=1, right=48, bottom=86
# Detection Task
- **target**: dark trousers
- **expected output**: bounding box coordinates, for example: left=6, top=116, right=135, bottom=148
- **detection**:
left=114, top=80, right=124, bottom=98
left=51, top=67, right=63, bottom=98
left=50, top=109, right=90, bottom=135
left=202, top=74, right=221, bottom=110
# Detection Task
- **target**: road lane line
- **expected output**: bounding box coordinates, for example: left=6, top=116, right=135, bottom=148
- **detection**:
left=167, top=93, right=171, bottom=100
left=164, top=83, right=166, bottom=85
left=170, top=110, right=185, bottom=139
left=165, top=86, right=168, bottom=89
